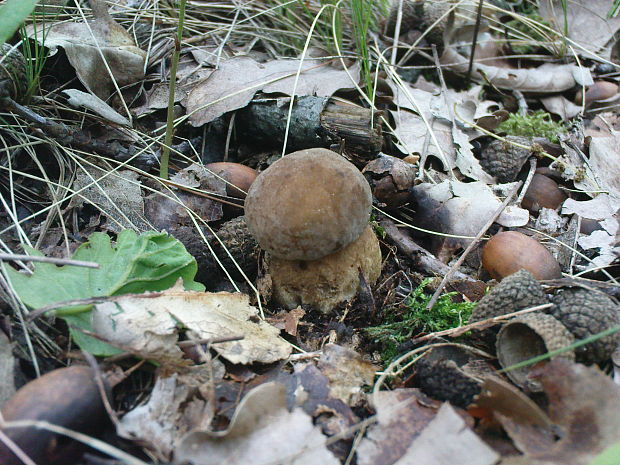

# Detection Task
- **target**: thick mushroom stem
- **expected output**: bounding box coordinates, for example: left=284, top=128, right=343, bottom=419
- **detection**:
left=268, top=226, right=382, bottom=313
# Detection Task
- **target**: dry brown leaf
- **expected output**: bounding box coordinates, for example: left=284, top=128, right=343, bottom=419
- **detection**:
left=117, top=370, right=222, bottom=460
left=70, top=165, right=150, bottom=233
left=0, top=331, right=15, bottom=408
left=441, top=48, right=591, bottom=93
left=388, top=82, right=498, bottom=181
left=539, top=0, right=620, bottom=58
left=317, top=344, right=376, bottom=405
left=27, top=14, right=146, bottom=100
left=357, top=389, right=440, bottom=465
left=410, top=179, right=529, bottom=257
left=186, top=56, right=359, bottom=126
left=92, top=289, right=292, bottom=365
left=173, top=382, right=340, bottom=465
left=498, top=359, right=620, bottom=465
left=62, top=89, right=130, bottom=125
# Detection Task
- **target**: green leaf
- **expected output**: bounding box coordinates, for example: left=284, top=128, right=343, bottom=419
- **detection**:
left=0, top=0, right=40, bottom=45
left=590, top=441, right=620, bottom=465
left=5, top=230, right=205, bottom=355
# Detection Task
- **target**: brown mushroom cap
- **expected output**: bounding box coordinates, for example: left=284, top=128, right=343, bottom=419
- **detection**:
left=244, top=148, right=372, bottom=261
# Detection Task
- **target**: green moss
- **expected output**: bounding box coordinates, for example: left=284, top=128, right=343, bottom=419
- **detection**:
left=497, top=110, right=566, bottom=143
left=365, top=278, right=474, bottom=363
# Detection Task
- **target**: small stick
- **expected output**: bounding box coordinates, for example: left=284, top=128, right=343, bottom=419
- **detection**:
left=0, top=253, right=100, bottom=269
left=177, top=335, right=244, bottom=347
left=426, top=180, right=523, bottom=310
left=515, top=157, right=537, bottom=206
left=466, top=0, right=485, bottom=85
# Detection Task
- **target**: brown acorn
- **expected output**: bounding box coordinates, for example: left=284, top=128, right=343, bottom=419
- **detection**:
left=482, top=231, right=562, bottom=281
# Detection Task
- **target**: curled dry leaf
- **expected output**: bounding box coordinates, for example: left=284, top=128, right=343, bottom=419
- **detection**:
left=410, top=179, right=528, bottom=258
left=62, top=89, right=130, bottom=126
left=441, top=48, right=592, bottom=93
left=117, top=370, right=223, bottom=461
left=92, top=288, right=292, bottom=365
left=498, top=359, right=620, bottom=465
left=27, top=13, right=146, bottom=100
left=173, top=382, right=340, bottom=465
left=388, top=81, right=498, bottom=182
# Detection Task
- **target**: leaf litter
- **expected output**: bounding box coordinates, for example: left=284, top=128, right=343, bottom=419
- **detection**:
left=2, top=0, right=620, bottom=464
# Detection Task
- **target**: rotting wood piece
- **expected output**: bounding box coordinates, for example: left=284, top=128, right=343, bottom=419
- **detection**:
left=236, top=95, right=383, bottom=157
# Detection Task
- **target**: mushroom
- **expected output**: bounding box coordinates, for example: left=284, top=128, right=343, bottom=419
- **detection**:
left=244, top=148, right=380, bottom=312
left=268, top=225, right=381, bottom=313
left=245, top=148, right=373, bottom=261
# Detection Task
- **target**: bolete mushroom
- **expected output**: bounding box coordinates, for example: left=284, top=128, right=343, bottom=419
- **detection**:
left=244, top=148, right=380, bottom=312
left=245, top=148, right=372, bottom=261
left=269, top=225, right=381, bottom=313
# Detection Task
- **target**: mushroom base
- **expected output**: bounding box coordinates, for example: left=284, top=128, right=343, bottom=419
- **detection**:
left=268, top=226, right=382, bottom=313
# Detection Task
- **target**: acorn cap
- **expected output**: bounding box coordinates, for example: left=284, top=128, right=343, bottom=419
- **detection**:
left=479, top=136, right=532, bottom=183
left=547, top=288, right=620, bottom=364
left=0, top=44, right=27, bottom=101
left=496, top=312, right=575, bottom=392
left=470, top=269, right=549, bottom=323
left=244, top=148, right=372, bottom=261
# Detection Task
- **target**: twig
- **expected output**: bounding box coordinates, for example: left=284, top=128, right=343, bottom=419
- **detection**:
left=426, top=180, right=523, bottom=310
left=515, top=157, right=537, bottom=206
left=380, top=217, right=477, bottom=282
left=0, top=426, right=37, bottom=465
left=177, top=335, right=245, bottom=347
left=466, top=0, right=485, bottom=85
left=412, top=302, right=553, bottom=344
left=0, top=253, right=100, bottom=269
left=82, top=353, right=119, bottom=427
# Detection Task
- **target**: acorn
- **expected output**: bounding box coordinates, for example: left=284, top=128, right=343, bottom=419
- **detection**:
left=496, top=312, right=575, bottom=391
left=521, top=174, right=567, bottom=213
left=482, top=231, right=562, bottom=281
left=0, top=43, right=27, bottom=101
left=204, top=162, right=257, bottom=200
left=546, top=288, right=620, bottom=364
left=575, top=81, right=618, bottom=106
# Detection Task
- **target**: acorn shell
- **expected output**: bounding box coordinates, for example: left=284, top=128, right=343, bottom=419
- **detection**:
left=496, top=312, right=575, bottom=392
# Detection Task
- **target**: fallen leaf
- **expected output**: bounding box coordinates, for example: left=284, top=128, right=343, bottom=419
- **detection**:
left=70, top=165, right=150, bottom=232
left=173, top=382, right=340, bottom=465
left=441, top=47, right=591, bottom=93
left=186, top=56, right=359, bottom=126
left=0, top=331, right=15, bottom=408
left=502, top=359, right=620, bottom=464
left=539, top=0, right=620, bottom=58
left=27, top=15, right=146, bottom=99
left=117, top=371, right=221, bottom=460
left=410, top=179, right=529, bottom=257
left=92, top=290, right=292, bottom=365
left=62, top=89, right=130, bottom=125
left=401, top=403, right=499, bottom=465
left=355, top=389, right=440, bottom=465
left=317, top=344, right=376, bottom=405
